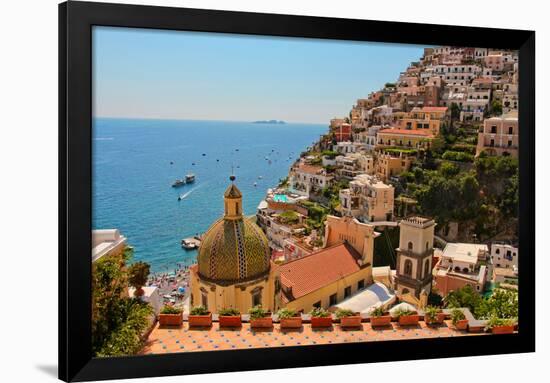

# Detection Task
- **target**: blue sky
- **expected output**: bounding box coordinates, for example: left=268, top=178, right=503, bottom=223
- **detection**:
left=93, top=27, right=424, bottom=124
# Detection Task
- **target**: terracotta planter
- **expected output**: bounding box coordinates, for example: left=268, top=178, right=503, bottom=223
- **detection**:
left=311, top=316, right=333, bottom=328
left=250, top=315, right=273, bottom=329
left=370, top=315, right=392, bottom=327
left=340, top=315, right=362, bottom=328
left=453, top=319, right=468, bottom=331
left=280, top=316, right=303, bottom=329
left=188, top=313, right=212, bottom=327
left=219, top=315, right=242, bottom=328
left=491, top=325, right=515, bottom=334
left=397, top=314, right=420, bottom=326
left=158, top=312, right=183, bottom=326
left=425, top=312, right=446, bottom=325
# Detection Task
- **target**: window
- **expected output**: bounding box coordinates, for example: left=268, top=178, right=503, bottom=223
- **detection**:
left=508, top=140, right=512, bottom=147
left=491, top=125, right=497, bottom=133
left=357, top=280, right=365, bottom=290
left=423, top=259, right=430, bottom=278
left=344, top=286, right=352, bottom=298
left=329, top=293, right=337, bottom=306
left=496, top=248, right=500, bottom=254
left=251, top=287, right=262, bottom=307
left=408, top=241, right=413, bottom=251
left=490, top=139, right=495, bottom=147
left=201, top=290, right=208, bottom=308
left=404, top=259, right=413, bottom=277
left=313, top=301, right=321, bottom=308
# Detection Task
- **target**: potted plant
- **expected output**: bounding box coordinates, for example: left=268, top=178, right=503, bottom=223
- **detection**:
left=424, top=305, right=446, bottom=325
left=450, top=308, right=468, bottom=330
left=309, top=307, right=332, bottom=328
left=218, top=307, right=242, bottom=328
left=394, top=308, right=419, bottom=326
left=128, top=261, right=150, bottom=297
left=277, top=308, right=302, bottom=329
left=158, top=305, right=183, bottom=326
left=336, top=309, right=362, bottom=328
left=369, top=306, right=392, bottom=327
left=248, top=305, right=273, bottom=329
left=188, top=305, right=212, bottom=327
left=485, top=316, right=516, bottom=334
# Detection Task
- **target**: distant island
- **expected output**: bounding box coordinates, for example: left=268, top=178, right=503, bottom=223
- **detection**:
left=252, top=120, right=286, bottom=124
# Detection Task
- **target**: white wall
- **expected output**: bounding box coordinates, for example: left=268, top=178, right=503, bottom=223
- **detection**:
left=2, top=1, right=548, bottom=383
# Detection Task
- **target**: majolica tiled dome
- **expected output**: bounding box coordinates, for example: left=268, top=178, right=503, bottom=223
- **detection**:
left=197, top=180, right=270, bottom=283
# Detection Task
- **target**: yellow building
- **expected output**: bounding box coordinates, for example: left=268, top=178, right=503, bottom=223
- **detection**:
left=190, top=176, right=279, bottom=313
left=279, top=216, right=378, bottom=312
left=375, top=152, right=414, bottom=181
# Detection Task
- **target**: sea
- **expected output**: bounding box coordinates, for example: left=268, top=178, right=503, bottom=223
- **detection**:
left=92, top=118, right=326, bottom=273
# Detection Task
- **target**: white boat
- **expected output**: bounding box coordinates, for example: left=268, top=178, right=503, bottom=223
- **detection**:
left=185, top=173, right=195, bottom=183
left=181, top=239, right=197, bottom=250
left=172, top=179, right=185, bottom=187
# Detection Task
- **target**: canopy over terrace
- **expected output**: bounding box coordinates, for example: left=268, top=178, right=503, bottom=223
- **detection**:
left=332, top=282, right=396, bottom=314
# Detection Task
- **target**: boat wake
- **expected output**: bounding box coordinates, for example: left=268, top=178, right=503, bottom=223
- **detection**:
left=178, top=183, right=206, bottom=200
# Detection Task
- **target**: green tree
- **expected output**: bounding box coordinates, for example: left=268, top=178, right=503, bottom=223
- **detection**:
left=128, top=261, right=150, bottom=297
left=491, top=99, right=503, bottom=115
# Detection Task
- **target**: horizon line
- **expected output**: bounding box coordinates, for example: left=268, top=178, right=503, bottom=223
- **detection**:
left=92, top=115, right=330, bottom=126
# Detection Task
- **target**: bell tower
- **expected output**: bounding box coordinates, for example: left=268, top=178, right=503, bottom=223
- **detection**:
left=394, top=216, right=436, bottom=298
left=224, top=175, right=243, bottom=220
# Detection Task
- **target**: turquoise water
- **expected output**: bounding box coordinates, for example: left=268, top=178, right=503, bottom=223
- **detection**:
left=92, top=118, right=325, bottom=273
left=273, top=194, right=288, bottom=203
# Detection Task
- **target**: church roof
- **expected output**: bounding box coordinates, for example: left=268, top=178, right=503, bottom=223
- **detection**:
left=279, top=242, right=364, bottom=303
left=224, top=183, right=242, bottom=198
left=198, top=217, right=270, bottom=284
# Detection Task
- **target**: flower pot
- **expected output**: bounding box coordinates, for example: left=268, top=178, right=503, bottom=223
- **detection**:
left=311, top=316, right=333, bottom=328
left=188, top=312, right=212, bottom=328
left=370, top=315, right=392, bottom=327
left=158, top=312, right=183, bottom=326
left=280, top=316, right=303, bottom=329
left=250, top=315, right=273, bottom=329
left=453, top=319, right=468, bottom=330
left=425, top=312, right=446, bottom=325
left=219, top=315, right=242, bottom=328
left=340, top=315, right=362, bottom=328
left=491, top=325, right=515, bottom=334
left=398, top=314, right=420, bottom=326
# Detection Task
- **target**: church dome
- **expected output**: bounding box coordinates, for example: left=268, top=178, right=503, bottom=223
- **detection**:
left=197, top=179, right=270, bottom=284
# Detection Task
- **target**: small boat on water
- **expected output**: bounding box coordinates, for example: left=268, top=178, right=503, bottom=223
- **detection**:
left=202, top=153, right=206, bottom=156
left=258, top=176, right=263, bottom=179
left=172, top=179, right=185, bottom=187
left=181, top=239, right=197, bottom=250
left=185, top=173, right=195, bottom=183
left=253, top=182, right=257, bottom=187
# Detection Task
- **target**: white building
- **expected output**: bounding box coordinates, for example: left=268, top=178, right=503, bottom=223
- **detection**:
left=490, top=243, right=518, bottom=269
left=92, top=229, right=127, bottom=263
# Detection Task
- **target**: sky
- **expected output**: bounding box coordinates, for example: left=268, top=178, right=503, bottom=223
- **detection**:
left=93, top=26, right=425, bottom=124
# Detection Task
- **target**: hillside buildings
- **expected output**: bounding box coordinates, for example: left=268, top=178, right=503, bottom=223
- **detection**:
left=433, top=243, right=489, bottom=296
left=476, top=113, right=519, bottom=157
left=339, top=174, right=394, bottom=222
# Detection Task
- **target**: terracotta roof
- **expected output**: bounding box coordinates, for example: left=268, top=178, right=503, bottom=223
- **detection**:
left=378, top=129, right=433, bottom=137
left=295, top=163, right=324, bottom=175
left=280, top=242, right=363, bottom=302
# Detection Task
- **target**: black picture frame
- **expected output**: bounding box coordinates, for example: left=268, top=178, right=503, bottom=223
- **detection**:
left=59, top=1, right=535, bottom=381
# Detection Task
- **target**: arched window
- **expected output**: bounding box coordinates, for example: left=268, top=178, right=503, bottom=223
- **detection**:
left=404, top=259, right=413, bottom=277
left=425, top=241, right=429, bottom=250
left=424, top=259, right=430, bottom=278
left=408, top=241, right=413, bottom=251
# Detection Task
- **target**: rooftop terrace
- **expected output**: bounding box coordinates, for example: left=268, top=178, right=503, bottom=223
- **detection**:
left=141, top=318, right=491, bottom=355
